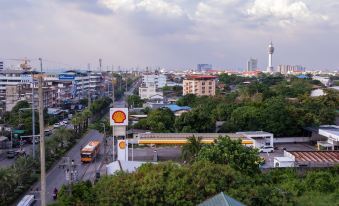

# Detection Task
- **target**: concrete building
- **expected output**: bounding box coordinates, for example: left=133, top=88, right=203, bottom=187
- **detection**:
left=5, top=84, right=29, bottom=111
left=197, top=64, right=212, bottom=72
left=312, top=76, right=331, bottom=86
left=246, top=58, right=258, bottom=72
left=277, top=65, right=306, bottom=74
left=236, top=131, right=274, bottom=148
left=89, top=72, right=103, bottom=96
left=183, top=75, right=216, bottom=96
left=317, top=125, right=339, bottom=150
left=139, top=83, right=163, bottom=100
left=142, top=72, right=166, bottom=88
left=0, top=70, right=32, bottom=111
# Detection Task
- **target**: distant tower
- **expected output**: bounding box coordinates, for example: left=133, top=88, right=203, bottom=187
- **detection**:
left=267, top=42, right=274, bottom=73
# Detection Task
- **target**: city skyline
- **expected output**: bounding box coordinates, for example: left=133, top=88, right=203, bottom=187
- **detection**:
left=1, top=0, right=339, bottom=70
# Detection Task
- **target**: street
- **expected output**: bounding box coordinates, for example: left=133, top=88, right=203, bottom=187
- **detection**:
left=15, top=78, right=141, bottom=205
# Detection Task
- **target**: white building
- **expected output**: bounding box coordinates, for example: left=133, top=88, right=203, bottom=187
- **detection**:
left=139, top=83, right=163, bottom=100
left=318, top=125, right=339, bottom=150
left=236, top=131, right=274, bottom=148
left=312, top=76, right=331, bottom=86
left=274, top=156, right=295, bottom=168
left=142, top=73, right=166, bottom=88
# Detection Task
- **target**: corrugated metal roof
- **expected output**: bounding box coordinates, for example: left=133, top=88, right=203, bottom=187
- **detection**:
left=139, top=133, right=245, bottom=139
left=198, top=192, right=246, bottom=206
left=289, top=151, right=339, bottom=163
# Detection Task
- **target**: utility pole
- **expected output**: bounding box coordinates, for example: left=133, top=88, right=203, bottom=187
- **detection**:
left=87, top=64, right=91, bottom=109
left=111, top=66, right=115, bottom=105
left=38, top=58, right=46, bottom=206
left=31, top=70, right=36, bottom=159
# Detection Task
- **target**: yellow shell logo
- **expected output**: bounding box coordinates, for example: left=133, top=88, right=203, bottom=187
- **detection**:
left=112, top=110, right=126, bottom=124
left=119, top=141, right=126, bottom=149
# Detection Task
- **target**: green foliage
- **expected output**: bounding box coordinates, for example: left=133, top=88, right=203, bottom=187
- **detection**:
left=0, top=156, right=38, bottom=206
left=197, top=136, right=261, bottom=174
left=134, top=108, right=175, bottom=132
left=175, top=106, right=215, bottom=133
left=181, top=136, right=203, bottom=163
left=127, top=95, right=144, bottom=108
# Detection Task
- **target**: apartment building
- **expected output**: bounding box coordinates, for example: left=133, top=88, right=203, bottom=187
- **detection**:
left=183, top=75, right=217, bottom=96
left=139, top=83, right=163, bottom=100
left=142, top=73, right=166, bottom=88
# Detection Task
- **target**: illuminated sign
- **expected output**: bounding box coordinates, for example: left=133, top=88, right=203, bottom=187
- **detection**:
left=110, top=108, right=128, bottom=126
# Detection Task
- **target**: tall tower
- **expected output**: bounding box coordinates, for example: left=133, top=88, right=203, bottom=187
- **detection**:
left=267, top=42, right=274, bottom=73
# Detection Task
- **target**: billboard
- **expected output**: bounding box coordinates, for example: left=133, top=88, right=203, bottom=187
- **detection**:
left=110, top=108, right=128, bottom=126
left=59, top=74, right=75, bottom=80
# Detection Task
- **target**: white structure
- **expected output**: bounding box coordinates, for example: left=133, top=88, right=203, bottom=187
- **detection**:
left=312, top=76, right=331, bottom=86
left=274, top=156, right=295, bottom=168
left=236, top=131, right=274, bottom=148
left=142, top=73, right=166, bottom=88
left=246, top=58, right=258, bottom=72
left=106, top=161, right=149, bottom=174
left=277, top=65, right=306, bottom=74
left=318, top=125, right=339, bottom=150
left=139, top=83, right=163, bottom=100
left=267, top=42, right=274, bottom=73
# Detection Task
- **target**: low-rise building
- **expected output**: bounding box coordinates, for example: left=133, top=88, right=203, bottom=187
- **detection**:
left=183, top=75, right=216, bottom=96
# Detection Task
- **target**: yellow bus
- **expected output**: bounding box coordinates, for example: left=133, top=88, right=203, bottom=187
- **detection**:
left=80, top=140, right=100, bottom=163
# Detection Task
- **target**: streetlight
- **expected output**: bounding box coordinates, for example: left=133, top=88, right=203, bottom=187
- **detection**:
left=101, top=123, right=107, bottom=164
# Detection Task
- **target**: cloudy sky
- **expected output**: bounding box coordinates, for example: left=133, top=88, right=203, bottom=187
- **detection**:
left=0, top=0, right=339, bottom=71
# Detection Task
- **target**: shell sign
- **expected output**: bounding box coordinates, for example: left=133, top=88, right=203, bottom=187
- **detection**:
left=110, top=108, right=128, bottom=126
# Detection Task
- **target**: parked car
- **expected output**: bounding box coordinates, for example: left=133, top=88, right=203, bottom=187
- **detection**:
left=62, top=120, right=68, bottom=125
left=259, top=146, right=274, bottom=153
left=53, top=123, right=61, bottom=128
left=44, top=129, right=52, bottom=136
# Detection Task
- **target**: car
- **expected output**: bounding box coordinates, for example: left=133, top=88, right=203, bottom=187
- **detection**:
left=259, top=146, right=274, bottom=153
left=6, top=150, right=17, bottom=159
left=44, top=129, right=52, bottom=136
left=53, top=123, right=61, bottom=128
left=62, top=120, right=68, bottom=125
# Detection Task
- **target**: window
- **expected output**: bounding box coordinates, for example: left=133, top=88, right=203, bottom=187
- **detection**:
left=202, top=82, right=205, bottom=85
left=209, top=81, right=212, bottom=85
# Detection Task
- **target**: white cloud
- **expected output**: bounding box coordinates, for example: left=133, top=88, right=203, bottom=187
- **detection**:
left=99, top=0, right=184, bottom=17
left=246, top=0, right=328, bottom=26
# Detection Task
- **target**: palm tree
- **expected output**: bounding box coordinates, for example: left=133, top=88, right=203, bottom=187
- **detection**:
left=181, top=136, right=203, bottom=163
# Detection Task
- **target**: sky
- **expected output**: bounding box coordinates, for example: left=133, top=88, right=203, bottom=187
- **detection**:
left=0, top=0, right=339, bottom=71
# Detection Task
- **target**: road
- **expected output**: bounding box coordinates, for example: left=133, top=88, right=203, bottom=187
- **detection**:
left=16, top=78, right=141, bottom=205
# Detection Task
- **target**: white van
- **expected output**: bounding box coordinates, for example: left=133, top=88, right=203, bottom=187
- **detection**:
left=17, top=195, right=35, bottom=206
left=259, top=146, right=274, bottom=153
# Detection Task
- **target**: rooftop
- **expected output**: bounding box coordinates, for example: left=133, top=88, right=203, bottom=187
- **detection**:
left=139, top=133, right=245, bottom=139
left=186, top=75, right=217, bottom=80
left=162, top=104, right=191, bottom=112
left=198, top=192, right=245, bottom=206
left=236, top=131, right=273, bottom=136
left=289, top=151, right=339, bottom=163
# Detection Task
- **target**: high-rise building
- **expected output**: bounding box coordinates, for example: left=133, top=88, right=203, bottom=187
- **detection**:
left=246, top=58, right=258, bottom=72
left=267, top=42, right=274, bottom=73
left=183, top=75, right=216, bottom=96
left=197, top=64, right=212, bottom=72
left=277, top=65, right=306, bottom=74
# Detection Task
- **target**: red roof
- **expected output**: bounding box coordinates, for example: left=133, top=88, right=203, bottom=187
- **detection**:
left=187, top=75, right=217, bottom=79
left=289, top=151, right=339, bottom=163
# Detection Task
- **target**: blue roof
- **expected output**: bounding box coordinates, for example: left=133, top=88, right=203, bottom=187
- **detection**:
left=296, top=74, right=308, bottom=79
left=163, top=104, right=191, bottom=112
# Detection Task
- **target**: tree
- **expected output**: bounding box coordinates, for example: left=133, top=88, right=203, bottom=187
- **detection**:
left=181, top=136, right=203, bottom=163
left=197, top=136, right=261, bottom=174
left=134, top=108, right=175, bottom=132
left=127, top=95, right=144, bottom=108
left=175, top=106, right=215, bottom=133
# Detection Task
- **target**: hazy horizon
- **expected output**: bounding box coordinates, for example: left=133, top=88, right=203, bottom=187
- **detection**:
left=1, top=0, right=339, bottom=71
